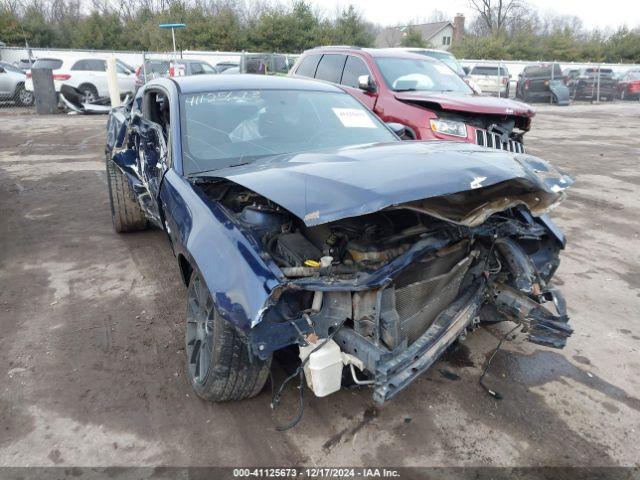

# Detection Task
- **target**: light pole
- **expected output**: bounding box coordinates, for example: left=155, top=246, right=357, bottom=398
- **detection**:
left=159, top=23, right=186, bottom=76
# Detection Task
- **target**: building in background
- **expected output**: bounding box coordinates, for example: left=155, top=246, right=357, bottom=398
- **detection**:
left=376, top=14, right=465, bottom=50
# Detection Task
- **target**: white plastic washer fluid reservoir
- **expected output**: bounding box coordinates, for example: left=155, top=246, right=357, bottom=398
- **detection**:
left=299, top=339, right=344, bottom=397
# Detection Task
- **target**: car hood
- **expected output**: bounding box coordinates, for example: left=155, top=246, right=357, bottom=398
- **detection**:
left=395, top=92, right=535, bottom=118
left=196, top=141, right=572, bottom=227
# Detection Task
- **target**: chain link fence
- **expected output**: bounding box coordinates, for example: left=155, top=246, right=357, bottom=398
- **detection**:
left=0, top=59, right=36, bottom=113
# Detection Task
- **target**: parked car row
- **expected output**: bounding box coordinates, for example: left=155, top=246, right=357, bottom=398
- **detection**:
left=24, top=57, right=138, bottom=102
left=21, top=55, right=237, bottom=104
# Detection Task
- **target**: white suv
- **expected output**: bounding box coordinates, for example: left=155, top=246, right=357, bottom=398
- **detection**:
left=468, top=65, right=511, bottom=97
left=26, top=57, right=137, bottom=102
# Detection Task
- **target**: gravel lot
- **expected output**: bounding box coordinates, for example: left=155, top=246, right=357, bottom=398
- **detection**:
left=0, top=102, right=638, bottom=469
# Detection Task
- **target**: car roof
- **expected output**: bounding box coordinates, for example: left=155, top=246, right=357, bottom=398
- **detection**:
left=392, top=47, right=454, bottom=56
left=168, top=73, right=344, bottom=94
left=471, top=64, right=506, bottom=69
left=303, top=47, right=439, bottom=63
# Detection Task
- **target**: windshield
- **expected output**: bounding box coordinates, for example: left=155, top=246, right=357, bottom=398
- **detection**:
left=414, top=51, right=465, bottom=76
left=117, top=60, right=135, bottom=74
left=375, top=58, right=473, bottom=94
left=584, top=68, right=614, bottom=76
left=471, top=66, right=508, bottom=76
left=181, top=89, right=397, bottom=175
left=32, top=58, right=63, bottom=70
left=145, top=60, right=170, bottom=74
left=0, top=62, right=24, bottom=74
left=525, top=65, right=563, bottom=78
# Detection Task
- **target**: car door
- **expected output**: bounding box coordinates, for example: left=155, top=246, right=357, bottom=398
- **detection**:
left=0, top=65, right=12, bottom=95
left=84, top=59, right=108, bottom=96
left=339, top=55, right=377, bottom=110
left=115, top=61, right=136, bottom=93
left=135, top=89, right=171, bottom=222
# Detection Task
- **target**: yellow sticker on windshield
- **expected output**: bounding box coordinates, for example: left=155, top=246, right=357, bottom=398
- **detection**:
left=332, top=108, right=377, bottom=128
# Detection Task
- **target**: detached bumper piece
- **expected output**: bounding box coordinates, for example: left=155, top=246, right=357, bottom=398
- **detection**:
left=373, top=283, right=485, bottom=404
left=491, top=283, right=573, bottom=349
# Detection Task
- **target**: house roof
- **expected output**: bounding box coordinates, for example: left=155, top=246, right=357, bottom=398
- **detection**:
left=375, top=21, right=453, bottom=48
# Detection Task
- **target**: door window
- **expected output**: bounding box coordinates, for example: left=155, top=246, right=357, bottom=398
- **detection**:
left=144, top=90, right=171, bottom=142
left=340, top=56, right=370, bottom=88
left=190, top=63, right=204, bottom=75
left=315, top=54, right=347, bottom=84
left=295, top=54, right=321, bottom=78
left=72, top=59, right=106, bottom=71
left=200, top=62, right=217, bottom=74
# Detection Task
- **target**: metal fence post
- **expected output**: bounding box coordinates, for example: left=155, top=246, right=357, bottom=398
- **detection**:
left=142, top=52, right=148, bottom=84
left=106, top=57, right=121, bottom=107
left=550, top=62, right=554, bottom=105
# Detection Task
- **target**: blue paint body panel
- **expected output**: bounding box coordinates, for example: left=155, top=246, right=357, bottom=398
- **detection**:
left=198, top=141, right=573, bottom=227
left=159, top=170, right=282, bottom=332
left=104, top=74, right=572, bottom=348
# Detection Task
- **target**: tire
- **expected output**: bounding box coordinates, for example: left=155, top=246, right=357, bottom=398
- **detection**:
left=105, top=153, right=148, bottom=232
left=14, top=83, right=34, bottom=106
left=185, top=270, right=271, bottom=402
left=78, top=83, right=98, bottom=103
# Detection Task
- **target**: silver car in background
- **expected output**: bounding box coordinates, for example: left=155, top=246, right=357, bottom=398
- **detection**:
left=0, top=61, right=35, bottom=106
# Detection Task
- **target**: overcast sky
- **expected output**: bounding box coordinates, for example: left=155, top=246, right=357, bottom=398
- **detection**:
left=309, top=0, right=640, bottom=30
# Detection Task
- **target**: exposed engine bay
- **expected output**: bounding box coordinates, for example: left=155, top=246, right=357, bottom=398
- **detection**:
left=198, top=178, right=572, bottom=404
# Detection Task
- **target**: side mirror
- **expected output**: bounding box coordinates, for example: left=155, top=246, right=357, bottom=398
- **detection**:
left=386, top=122, right=410, bottom=139
left=358, top=74, right=376, bottom=93
left=0, top=67, right=5, bottom=73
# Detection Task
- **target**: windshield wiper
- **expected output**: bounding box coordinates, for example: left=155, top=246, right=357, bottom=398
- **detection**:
left=394, top=88, right=418, bottom=92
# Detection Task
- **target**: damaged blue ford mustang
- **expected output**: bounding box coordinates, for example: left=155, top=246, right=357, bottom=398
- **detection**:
left=105, top=75, right=573, bottom=407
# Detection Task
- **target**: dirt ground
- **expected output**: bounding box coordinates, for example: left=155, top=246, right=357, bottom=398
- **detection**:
left=0, top=102, right=639, bottom=469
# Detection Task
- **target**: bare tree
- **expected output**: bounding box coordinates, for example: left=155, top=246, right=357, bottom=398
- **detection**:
left=468, top=0, right=526, bottom=32
left=428, top=9, right=448, bottom=23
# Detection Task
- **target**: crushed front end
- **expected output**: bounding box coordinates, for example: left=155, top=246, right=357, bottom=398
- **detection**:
left=194, top=148, right=573, bottom=404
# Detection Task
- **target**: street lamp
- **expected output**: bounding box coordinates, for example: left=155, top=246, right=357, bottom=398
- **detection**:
left=159, top=23, right=186, bottom=76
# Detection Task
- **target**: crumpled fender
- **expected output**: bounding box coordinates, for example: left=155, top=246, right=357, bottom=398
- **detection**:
left=159, top=170, right=283, bottom=333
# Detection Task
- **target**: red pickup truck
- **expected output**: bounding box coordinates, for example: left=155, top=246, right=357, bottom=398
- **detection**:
left=290, top=47, right=535, bottom=153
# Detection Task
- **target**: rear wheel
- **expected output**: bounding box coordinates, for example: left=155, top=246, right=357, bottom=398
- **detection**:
left=185, top=270, right=271, bottom=402
left=105, top=154, right=148, bottom=232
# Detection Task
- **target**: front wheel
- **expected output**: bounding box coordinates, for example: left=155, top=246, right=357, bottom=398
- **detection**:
left=185, top=270, right=271, bottom=402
